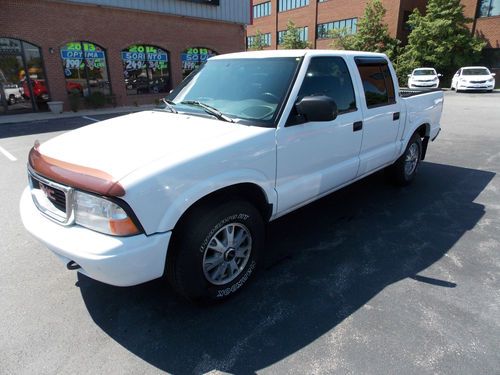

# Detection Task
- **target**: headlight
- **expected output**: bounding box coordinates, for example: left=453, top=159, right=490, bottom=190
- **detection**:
left=487, top=78, right=494, bottom=82
left=74, top=191, right=140, bottom=236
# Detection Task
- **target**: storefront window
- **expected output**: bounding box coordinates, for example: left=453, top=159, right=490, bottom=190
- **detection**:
left=0, top=38, right=49, bottom=114
left=122, top=44, right=171, bottom=95
left=60, top=41, right=111, bottom=97
left=181, top=47, right=217, bottom=78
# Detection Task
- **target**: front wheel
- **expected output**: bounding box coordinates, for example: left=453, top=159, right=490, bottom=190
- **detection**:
left=166, top=200, right=264, bottom=303
left=387, top=133, right=422, bottom=186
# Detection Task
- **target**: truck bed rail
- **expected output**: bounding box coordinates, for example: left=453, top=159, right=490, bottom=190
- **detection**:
left=400, top=88, right=443, bottom=98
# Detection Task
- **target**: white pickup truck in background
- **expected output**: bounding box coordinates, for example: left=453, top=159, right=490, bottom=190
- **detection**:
left=21, top=50, right=443, bottom=303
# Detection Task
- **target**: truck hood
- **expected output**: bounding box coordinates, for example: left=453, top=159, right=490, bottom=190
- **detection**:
left=37, top=110, right=269, bottom=184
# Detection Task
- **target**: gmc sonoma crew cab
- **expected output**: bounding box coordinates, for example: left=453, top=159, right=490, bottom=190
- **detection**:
left=21, top=50, right=443, bottom=302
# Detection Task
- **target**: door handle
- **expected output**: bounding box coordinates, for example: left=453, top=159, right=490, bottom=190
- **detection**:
left=393, top=112, right=400, bottom=121
left=353, top=121, right=363, bottom=132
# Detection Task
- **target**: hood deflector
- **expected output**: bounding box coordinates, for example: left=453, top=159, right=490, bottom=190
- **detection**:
left=28, top=142, right=125, bottom=197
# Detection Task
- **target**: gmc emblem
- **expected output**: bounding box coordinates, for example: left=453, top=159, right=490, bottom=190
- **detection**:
left=40, top=183, right=56, bottom=201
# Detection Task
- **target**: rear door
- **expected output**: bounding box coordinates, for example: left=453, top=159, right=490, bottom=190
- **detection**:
left=353, top=57, right=401, bottom=177
left=275, top=55, right=363, bottom=214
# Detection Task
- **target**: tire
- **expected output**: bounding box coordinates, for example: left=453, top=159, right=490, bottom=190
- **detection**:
left=166, top=200, right=264, bottom=303
left=8, top=95, right=16, bottom=105
left=387, top=133, right=422, bottom=186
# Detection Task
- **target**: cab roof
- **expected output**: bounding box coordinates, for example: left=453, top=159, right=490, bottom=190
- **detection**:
left=210, top=49, right=388, bottom=60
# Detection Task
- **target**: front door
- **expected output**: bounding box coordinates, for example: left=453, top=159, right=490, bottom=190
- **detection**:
left=275, top=56, right=363, bottom=214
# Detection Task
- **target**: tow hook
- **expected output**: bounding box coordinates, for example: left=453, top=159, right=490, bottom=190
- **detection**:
left=66, top=260, right=81, bottom=270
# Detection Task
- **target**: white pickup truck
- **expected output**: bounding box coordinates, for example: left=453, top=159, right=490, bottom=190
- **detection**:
left=21, top=50, right=443, bottom=302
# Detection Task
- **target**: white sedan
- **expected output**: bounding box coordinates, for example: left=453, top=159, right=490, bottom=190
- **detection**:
left=407, top=68, right=441, bottom=89
left=451, top=66, right=496, bottom=92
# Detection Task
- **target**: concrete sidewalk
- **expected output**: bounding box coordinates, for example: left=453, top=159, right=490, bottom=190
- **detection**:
left=0, top=104, right=156, bottom=125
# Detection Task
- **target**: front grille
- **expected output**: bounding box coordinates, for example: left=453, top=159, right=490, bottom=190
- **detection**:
left=28, top=167, right=74, bottom=225
left=470, top=80, right=486, bottom=84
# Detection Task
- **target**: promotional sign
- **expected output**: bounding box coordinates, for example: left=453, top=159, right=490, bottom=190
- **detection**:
left=181, top=47, right=217, bottom=73
left=60, top=42, right=106, bottom=71
left=121, top=45, right=168, bottom=71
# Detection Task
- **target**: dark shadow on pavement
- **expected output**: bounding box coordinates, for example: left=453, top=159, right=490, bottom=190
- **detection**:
left=78, top=161, right=494, bottom=374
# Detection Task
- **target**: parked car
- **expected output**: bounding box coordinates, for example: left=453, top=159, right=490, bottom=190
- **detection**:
left=407, top=68, right=441, bottom=89
left=22, top=79, right=49, bottom=102
left=20, top=50, right=443, bottom=303
left=1, top=83, right=24, bottom=105
left=451, top=66, right=496, bottom=92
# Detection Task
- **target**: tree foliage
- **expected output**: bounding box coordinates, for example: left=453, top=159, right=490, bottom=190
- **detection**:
left=281, top=20, right=310, bottom=49
left=396, top=0, right=486, bottom=84
left=248, top=29, right=267, bottom=51
left=329, top=0, right=400, bottom=60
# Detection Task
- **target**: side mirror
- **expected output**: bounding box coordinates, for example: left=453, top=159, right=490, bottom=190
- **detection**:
left=407, top=74, right=412, bottom=77
left=295, top=96, right=338, bottom=123
left=491, top=73, right=496, bottom=77
left=437, top=73, right=443, bottom=77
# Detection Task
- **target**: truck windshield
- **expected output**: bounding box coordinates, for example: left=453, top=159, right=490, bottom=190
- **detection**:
left=166, top=57, right=301, bottom=126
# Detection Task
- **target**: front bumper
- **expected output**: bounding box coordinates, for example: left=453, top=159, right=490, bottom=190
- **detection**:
left=457, top=83, right=494, bottom=90
left=20, top=187, right=171, bottom=286
left=409, top=82, right=438, bottom=89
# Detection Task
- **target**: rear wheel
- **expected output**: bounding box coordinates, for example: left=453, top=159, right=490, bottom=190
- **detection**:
left=167, top=200, right=264, bottom=303
left=387, top=133, right=422, bottom=186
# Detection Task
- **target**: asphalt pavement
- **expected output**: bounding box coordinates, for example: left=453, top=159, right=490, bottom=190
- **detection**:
left=1, top=92, right=499, bottom=374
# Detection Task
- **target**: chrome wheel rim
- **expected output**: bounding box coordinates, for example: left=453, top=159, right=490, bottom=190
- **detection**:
left=202, top=223, right=252, bottom=285
left=405, top=143, right=419, bottom=176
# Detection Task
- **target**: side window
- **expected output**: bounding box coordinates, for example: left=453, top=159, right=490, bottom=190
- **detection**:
left=356, top=60, right=396, bottom=108
left=297, top=56, right=356, bottom=114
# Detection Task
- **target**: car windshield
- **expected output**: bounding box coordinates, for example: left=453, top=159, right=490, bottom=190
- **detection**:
left=414, top=69, right=435, bottom=76
left=462, top=68, right=490, bottom=75
left=166, top=57, right=301, bottom=126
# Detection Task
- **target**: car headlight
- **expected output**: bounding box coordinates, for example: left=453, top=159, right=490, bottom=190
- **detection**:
left=460, top=78, right=467, bottom=82
left=487, top=78, right=494, bottom=82
left=74, top=191, right=140, bottom=236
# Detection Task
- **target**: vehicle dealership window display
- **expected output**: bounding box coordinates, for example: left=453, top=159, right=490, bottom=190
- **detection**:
left=60, top=42, right=111, bottom=97
left=122, top=44, right=171, bottom=95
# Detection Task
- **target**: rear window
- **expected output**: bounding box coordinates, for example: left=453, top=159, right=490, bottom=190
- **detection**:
left=355, top=59, right=396, bottom=108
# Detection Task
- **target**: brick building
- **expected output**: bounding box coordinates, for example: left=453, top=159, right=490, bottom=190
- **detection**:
left=247, top=0, right=427, bottom=50
left=0, top=0, right=250, bottom=115
left=247, top=0, right=500, bottom=82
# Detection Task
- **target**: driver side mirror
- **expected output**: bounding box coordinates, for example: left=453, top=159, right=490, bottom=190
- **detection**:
left=295, top=96, right=338, bottom=123
left=491, top=73, right=496, bottom=77
left=407, top=74, right=412, bottom=77
left=437, top=73, right=443, bottom=77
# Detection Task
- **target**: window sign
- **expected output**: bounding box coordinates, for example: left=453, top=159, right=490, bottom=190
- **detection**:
left=181, top=47, right=217, bottom=78
left=122, top=44, right=171, bottom=95
left=60, top=42, right=111, bottom=97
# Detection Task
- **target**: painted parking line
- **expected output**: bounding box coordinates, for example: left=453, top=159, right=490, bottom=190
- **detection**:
left=82, top=116, right=99, bottom=122
left=0, top=145, right=17, bottom=161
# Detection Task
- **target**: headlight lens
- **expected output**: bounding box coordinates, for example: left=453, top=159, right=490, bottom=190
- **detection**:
left=74, top=191, right=140, bottom=236
left=487, top=78, right=494, bottom=82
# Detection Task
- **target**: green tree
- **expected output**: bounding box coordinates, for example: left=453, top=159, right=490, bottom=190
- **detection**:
left=397, top=0, right=486, bottom=85
left=281, top=20, right=310, bottom=49
left=248, top=30, right=267, bottom=51
left=329, top=0, right=400, bottom=60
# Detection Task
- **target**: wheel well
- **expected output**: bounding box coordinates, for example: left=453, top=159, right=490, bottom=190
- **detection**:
left=415, top=123, right=430, bottom=160
left=173, top=183, right=272, bottom=232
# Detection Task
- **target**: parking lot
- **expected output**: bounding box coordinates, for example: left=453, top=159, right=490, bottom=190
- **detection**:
left=1, top=91, right=499, bottom=374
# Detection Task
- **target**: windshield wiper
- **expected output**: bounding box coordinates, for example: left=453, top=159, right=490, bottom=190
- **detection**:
left=180, top=100, right=234, bottom=123
left=161, top=98, right=178, bottom=114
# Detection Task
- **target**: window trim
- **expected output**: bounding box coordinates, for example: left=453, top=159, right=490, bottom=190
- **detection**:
left=355, top=57, right=397, bottom=109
